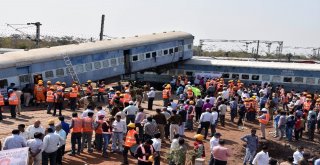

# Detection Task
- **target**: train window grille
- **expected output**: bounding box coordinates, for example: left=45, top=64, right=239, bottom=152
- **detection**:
left=85, top=63, right=93, bottom=71
left=19, top=75, right=30, bottom=83
left=251, top=75, right=260, bottom=80
left=222, top=73, right=230, bottom=78
left=45, top=71, right=54, bottom=79
left=174, top=47, right=179, bottom=53
left=241, top=74, right=249, bottom=79
left=163, top=50, right=168, bottom=55
left=272, top=76, right=281, bottom=82
left=75, top=65, right=84, bottom=73
left=306, top=78, right=315, bottom=85
left=132, top=55, right=139, bottom=62
left=169, top=48, right=174, bottom=54
left=146, top=53, right=151, bottom=59
left=110, top=58, right=117, bottom=66
left=294, top=77, right=304, bottom=83
left=262, top=75, right=270, bottom=81
left=56, top=69, right=65, bottom=77
left=102, top=59, right=109, bottom=68
left=152, top=52, right=157, bottom=58
left=232, top=74, right=239, bottom=79
left=119, top=57, right=124, bottom=64
left=139, top=54, right=145, bottom=60
left=0, top=79, right=8, bottom=88
left=94, top=61, right=102, bottom=70
left=283, top=77, right=292, bottom=83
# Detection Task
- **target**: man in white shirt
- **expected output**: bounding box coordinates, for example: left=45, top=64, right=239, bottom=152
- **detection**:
left=197, top=108, right=213, bottom=140
left=293, top=146, right=304, bottom=165
left=123, top=101, right=138, bottom=124
left=170, top=99, right=178, bottom=110
left=209, top=133, right=222, bottom=165
left=27, top=120, right=45, bottom=139
left=252, top=145, right=270, bottom=165
left=27, top=132, right=43, bottom=165
left=41, top=127, right=64, bottom=165
left=210, top=108, right=219, bottom=137
left=111, top=115, right=127, bottom=152
left=152, top=132, right=162, bottom=165
left=221, top=87, right=229, bottom=100
left=95, top=106, right=106, bottom=121
left=55, top=124, right=67, bottom=165
left=81, top=105, right=94, bottom=118
left=3, top=129, right=27, bottom=150
left=18, top=124, right=29, bottom=141
left=147, top=87, right=155, bottom=110
left=218, top=101, right=227, bottom=127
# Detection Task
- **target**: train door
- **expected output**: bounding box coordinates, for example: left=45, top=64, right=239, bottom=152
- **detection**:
left=123, top=49, right=131, bottom=75
left=17, top=66, right=31, bottom=87
left=33, top=74, right=43, bottom=84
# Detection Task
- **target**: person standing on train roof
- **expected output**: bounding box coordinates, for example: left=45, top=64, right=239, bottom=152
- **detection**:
left=98, top=81, right=106, bottom=103
left=34, top=80, right=46, bottom=107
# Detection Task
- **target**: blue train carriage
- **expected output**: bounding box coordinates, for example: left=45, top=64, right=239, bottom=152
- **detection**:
left=176, top=56, right=320, bottom=92
left=0, top=31, right=194, bottom=96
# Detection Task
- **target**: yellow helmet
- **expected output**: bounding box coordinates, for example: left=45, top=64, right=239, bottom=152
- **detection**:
left=194, top=134, right=204, bottom=141
left=148, top=155, right=154, bottom=162
left=62, top=82, right=66, bottom=85
left=187, top=87, right=192, bottom=91
left=306, top=98, right=311, bottom=101
left=252, top=96, right=256, bottom=99
left=116, top=91, right=121, bottom=94
left=47, top=81, right=51, bottom=84
left=56, top=81, right=61, bottom=85
left=127, top=123, right=135, bottom=128
left=306, top=94, right=312, bottom=98
left=189, top=101, right=194, bottom=105
left=38, top=82, right=43, bottom=85
left=249, top=98, right=254, bottom=101
left=87, top=80, right=92, bottom=83
left=316, top=98, right=320, bottom=102
left=72, top=83, right=77, bottom=86
left=50, top=86, right=55, bottom=90
left=48, top=119, right=55, bottom=125
left=38, top=80, right=43, bottom=83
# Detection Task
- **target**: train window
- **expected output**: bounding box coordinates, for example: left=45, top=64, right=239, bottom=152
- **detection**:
left=163, top=50, right=168, bottom=55
left=294, top=77, right=304, bottom=83
left=306, top=77, right=315, bottom=85
left=110, top=58, right=117, bottom=66
left=56, top=69, right=65, bottom=77
left=152, top=52, right=157, bottom=57
left=139, top=54, right=145, bottom=60
left=0, top=79, right=8, bottom=88
left=222, top=73, right=230, bottom=78
left=262, top=75, right=270, bottom=81
left=85, top=63, right=93, bottom=71
left=169, top=48, right=174, bottom=54
left=118, top=57, right=124, bottom=64
left=251, top=75, right=260, bottom=80
left=102, top=59, right=109, bottom=68
left=283, top=77, right=292, bottom=83
left=132, top=55, right=138, bottom=62
left=94, top=61, right=102, bottom=70
left=45, top=71, right=54, bottom=78
left=146, top=53, right=151, bottom=59
left=272, top=76, right=281, bottom=82
left=174, top=47, right=179, bottom=52
left=232, top=74, right=239, bottom=79
left=188, top=44, right=192, bottom=50
left=19, top=75, right=30, bottom=83
left=241, top=74, right=249, bottom=79
left=75, top=65, right=84, bottom=73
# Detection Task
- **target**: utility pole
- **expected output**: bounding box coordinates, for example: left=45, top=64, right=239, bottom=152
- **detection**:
left=99, top=14, right=105, bottom=41
left=27, top=22, right=42, bottom=48
left=254, top=40, right=259, bottom=60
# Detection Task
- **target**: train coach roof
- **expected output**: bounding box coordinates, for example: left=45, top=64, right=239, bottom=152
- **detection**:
left=185, top=56, right=320, bottom=71
left=0, top=31, right=193, bottom=69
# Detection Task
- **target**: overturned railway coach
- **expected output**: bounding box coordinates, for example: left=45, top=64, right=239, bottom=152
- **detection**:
left=0, top=31, right=194, bottom=93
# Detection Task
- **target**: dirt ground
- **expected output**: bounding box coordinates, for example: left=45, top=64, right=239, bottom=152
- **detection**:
left=0, top=97, right=319, bottom=165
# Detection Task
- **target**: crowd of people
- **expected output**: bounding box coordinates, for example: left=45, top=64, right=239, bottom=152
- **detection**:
left=0, top=76, right=320, bottom=165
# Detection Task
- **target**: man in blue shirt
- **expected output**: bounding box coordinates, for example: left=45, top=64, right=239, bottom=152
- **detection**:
left=59, top=116, right=70, bottom=136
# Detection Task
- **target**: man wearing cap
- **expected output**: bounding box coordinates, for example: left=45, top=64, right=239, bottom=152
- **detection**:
left=123, top=101, right=138, bottom=125
left=46, top=87, right=55, bottom=114
left=8, top=89, right=18, bottom=118
left=122, top=122, right=139, bottom=165
left=197, top=108, right=213, bottom=140
left=69, top=84, right=78, bottom=111
left=241, top=129, right=259, bottom=165
left=258, top=108, right=270, bottom=139
left=147, top=87, right=155, bottom=110
left=194, top=134, right=205, bottom=159
left=209, top=132, right=222, bottom=165
left=34, top=80, right=46, bottom=107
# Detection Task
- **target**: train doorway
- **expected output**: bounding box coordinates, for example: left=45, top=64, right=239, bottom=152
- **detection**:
left=33, top=74, right=43, bottom=84
left=124, top=49, right=131, bottom=75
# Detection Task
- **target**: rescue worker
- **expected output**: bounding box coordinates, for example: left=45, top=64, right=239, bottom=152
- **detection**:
left=122, top=123, right=139, bottom=165
left=61, top=82, right=67, bottom=92
left=54, top=86, right=64, bottom=116
left=86, top=80, right=93, bottom=96
left=258, top=108, right=270, bottom=139
left=303, top=98, right=311, bottom=112
left=0, top=92, right=4, bottom=120
left=94, top=115, right=104, bottom=152
left=46, top=81, right=52, bottom=94
left=162, top=86, right=171, bottom=106
left=69, top=112, right=83, bottom=156
left=82, top=112, right=94, bottom=153
left=98, top=81, right=106, bottom=103
left=69, top=84, right=79, bottom=111
left=135, top=139, right=155, bottom=165
left=46, top=87, right=55, bottom=114
left=123, top=91, right=132, bottom=107
left=34, top=80, right=46, bottom=107
left=8, top=89, right=18, bottom=118
left=247, top=98, right=256, bottom=122
left=244, top=98, right=252, bottom=121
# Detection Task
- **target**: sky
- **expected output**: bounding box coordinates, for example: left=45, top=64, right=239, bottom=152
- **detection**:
left=1, top=0, right=320, bottom=50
